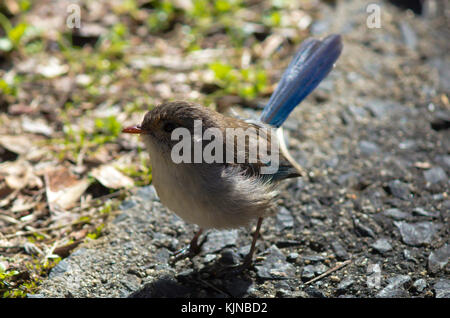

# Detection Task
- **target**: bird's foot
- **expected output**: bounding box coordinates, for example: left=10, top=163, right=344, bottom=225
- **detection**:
left=170, top=231, right=207, bottom=264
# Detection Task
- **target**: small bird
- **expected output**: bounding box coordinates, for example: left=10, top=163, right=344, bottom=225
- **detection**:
left=123, top=34, right=342, bottom=267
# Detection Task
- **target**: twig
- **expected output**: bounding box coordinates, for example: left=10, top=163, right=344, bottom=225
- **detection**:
left=304, top=259, right=352, bottom=285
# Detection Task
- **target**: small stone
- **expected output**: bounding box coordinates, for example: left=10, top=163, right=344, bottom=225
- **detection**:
left=330, top=275, right=340, bottom=283
left=376, top=275, right=411, bottom=298
left=305, top=287, right=326, bottom=298
left=119, top=200, right=136, bottom=210
left=302, top=254, right=326, bottom=262
left=331, top=241, right=349, bottom=261
left=338, top=171, right=359, bottom=186
left=276, top=207, right=294, bottom=230
left=412, top=207, right=440, bottom=218
left=313, top=264, right=328, bottom=275
left=394, top=221, right=440, bottom=246
left=371, top=238, right=392, bottom=254
left=382, top=208, right=409, bottom=220
left=366, top=263, right=381, bottom=289
left=413, top=279, right=427, bottom=292
left=337, top=278, right=354, bottom=291
left=136, top=185, right=159, bottom=201
left=398, top=140, right=416, bottom=150
left=365, top=100, right=389, bottom=118
left=301, top=265, right=316, bottom=281
left=202, top=229, right=238, bottom=254
left=204, top=254, right=217, bottom=262
left=255, top=245, right=296, bottom=279
left=387, top=180, right=411, bottom=200
left=359, top=140, right=380, bottom=155
left=287, top=252, right=299, bottom=262
left=403, top=250, right=418, bottom=263
left=428, top=244, right=450, bottom=274
left=424, top=167, right=447, bottom=184
left=399, top=21, right=417, bottom=49
left=433, top=279, right=450, bottom=298
left=48, top=259, right=70, bottom=279
left=353, top=218, right=376, bottom=238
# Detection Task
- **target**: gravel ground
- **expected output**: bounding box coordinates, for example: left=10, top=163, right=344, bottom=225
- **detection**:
left=34, top=0, right=449, bottom=298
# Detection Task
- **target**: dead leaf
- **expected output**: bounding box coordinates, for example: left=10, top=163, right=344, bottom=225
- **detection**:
left=0, top=159, right=42, bottom=190
left=53, top=240, right=83, bottom=258
left=21, top=116, right=54, bottom=137
left=0, top=135, right=35, bottom=155
left=45, top=167, right=90, bottom=211
left=36, top=57, right=69, bottom=78
left=91, top=165, right=134, bottom=189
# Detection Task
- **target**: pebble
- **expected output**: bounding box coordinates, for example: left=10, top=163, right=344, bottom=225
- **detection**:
left=119, top=200, right=137, bottom=210
left=331, top=241, right=349, bottom=261
left=202, top=229, right=238, bottom=254
left=302, top=254, right=326, bottom=262
left=305, top=287, right=326, bottom=298
left=136, top=185, right=159, bottom=201
left=371, top=238, right=392, bottom=254
left=412, top=207, right=440, bottom=218
left=353, top=218, right=376, bottom=238
left=376, top=275, right=411, bottom=298
left=301, top=265, right=316, bottom=281
left=424, top=167, right=447, bottom=184
left=337, top=278, right=354, bottom=292
left=399, top=21, right=417, bottom=49
left=48, top=259, right=70, bottom=279
left=365, top=99, right=389, bottom=118
left=287, top=252, right=299, bottom=262
left=394, top=221, right=440, bottom=246
left=359, top=140, right=380, bottom=155
left=398, top=140, right=416, bottom=150
left=276, top=207, right=294, bottom=230
left=255, top=245, right=296, bottom=279
left=427, top=244, right=449, bottom=274
left=412, top=279, right=427, bottom=292
left=403, top=249, right=418, bottom=263
left=382, top=208, right=409, bottom=220
left=433, top=279, right=450, bottom=298
left=387, top=180, right=411, bottom=200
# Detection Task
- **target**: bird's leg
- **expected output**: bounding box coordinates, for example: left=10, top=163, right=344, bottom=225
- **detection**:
left=171, top=228, right=205, bottom=263
left=241, top=217, right=264, bottom=267
left=188, top=228, right=204, bottom=255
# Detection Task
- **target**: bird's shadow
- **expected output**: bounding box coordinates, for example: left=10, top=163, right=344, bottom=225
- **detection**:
left=128, top=256, right=256, bottom=298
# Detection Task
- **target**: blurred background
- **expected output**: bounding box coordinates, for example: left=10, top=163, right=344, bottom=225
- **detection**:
left=0, top=0, right=448, bottom=297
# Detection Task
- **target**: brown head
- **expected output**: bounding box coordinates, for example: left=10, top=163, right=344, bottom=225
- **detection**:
left=122, top=101, right=224, bottom=151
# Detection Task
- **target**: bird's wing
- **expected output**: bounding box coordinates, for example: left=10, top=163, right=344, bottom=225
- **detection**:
left=221, top=117, right=300, bottom=183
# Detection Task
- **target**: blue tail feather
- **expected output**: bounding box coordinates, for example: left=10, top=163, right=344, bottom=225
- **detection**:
left=260, top=34, right=343, bottom=127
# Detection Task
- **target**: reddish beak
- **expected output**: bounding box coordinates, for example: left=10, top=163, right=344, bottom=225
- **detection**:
left=122, top=125, right=142, bottom=134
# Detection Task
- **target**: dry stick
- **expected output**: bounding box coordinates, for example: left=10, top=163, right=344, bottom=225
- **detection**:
left=304, top=259, right=352, bottom=286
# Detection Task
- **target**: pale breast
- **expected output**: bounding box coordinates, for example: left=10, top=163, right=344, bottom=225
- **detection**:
left=144, top=136, right=275, bottom=229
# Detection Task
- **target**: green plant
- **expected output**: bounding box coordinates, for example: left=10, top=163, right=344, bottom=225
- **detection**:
left=0, top=12, right=29, bottom=52
left=209, top=61, right=268, bottom=99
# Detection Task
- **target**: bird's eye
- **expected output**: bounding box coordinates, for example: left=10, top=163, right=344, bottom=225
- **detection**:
left=162, top=122, right=178, bottom=133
